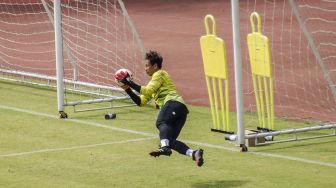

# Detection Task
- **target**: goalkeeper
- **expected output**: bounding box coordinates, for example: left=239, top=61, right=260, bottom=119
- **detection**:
left=115, top=50, right=204, bottom=167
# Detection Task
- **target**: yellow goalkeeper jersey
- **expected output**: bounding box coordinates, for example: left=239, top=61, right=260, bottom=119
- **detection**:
left=140, top=70, right=185, bottom=108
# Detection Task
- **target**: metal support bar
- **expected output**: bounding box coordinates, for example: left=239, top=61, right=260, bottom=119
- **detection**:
left=227, top=124, right=335, bottom=146
left=73, top=104, right=136, bottom=113
left=256, top=133, right=336, bottom=146
left=65, top=96, right=130, bottom=106
left=245, top=124, right=336, bottom=139
left=0, top=68, right=123, bottom=92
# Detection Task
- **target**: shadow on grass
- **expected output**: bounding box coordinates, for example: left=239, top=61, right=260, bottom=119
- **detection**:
left=192, top=180, right=247, bottom=188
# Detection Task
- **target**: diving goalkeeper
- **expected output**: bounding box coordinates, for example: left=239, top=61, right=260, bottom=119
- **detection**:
left=115, top=50, right=204, bottom=167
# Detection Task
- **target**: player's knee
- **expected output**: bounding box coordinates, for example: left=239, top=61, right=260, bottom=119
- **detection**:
left=157, top=124, right=170, bottom=133
left=158, top=123, right=173, bottom=135
left=156, top=119, right=168, bottom=128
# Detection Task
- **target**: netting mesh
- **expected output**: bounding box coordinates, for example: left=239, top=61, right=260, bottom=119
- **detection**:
left=241, top=0, right=336, bottom=123
left=0, top=0, right=146, bottom=105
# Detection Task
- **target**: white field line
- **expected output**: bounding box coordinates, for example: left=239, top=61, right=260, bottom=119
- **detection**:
left=0, top=105, right=155, bottom=137
left=0, top=137, right=155, bottom=158
left=1, top=104, right=336, bottom=168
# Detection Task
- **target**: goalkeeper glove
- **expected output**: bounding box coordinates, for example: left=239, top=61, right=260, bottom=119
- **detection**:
left=115, top=70, right=131, bottom=85
left=114, top=71, right=131, bottom=90
left=115, top=70, right=142, bottom=92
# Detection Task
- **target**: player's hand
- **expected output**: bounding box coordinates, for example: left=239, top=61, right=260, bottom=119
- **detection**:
left=114, top=70, right=131, bottom=85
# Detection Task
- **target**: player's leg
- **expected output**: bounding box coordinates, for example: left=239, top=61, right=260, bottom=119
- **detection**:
left=150, top=101, right=205, bottom=166
left=170, top=116, right=204, bottom=167
left=166, top=102, right=204, bottom=167
left=170, top=114, right=189, bottom=155
left=149, top=101, right=176, bottom=157
left=149, top=124, right=173, bottom=157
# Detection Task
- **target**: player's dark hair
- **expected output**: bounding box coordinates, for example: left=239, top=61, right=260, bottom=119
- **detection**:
left=145, top=50, right=163, bottom=69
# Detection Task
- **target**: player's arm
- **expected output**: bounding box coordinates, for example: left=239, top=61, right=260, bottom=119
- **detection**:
left=115, top=71, right=161, bottom=106
left=128, top=81, right=141, bottom=93
left=115, top=71, right=152, bottom=106
left=124, top=88, right=141, bottom=106
left=122, top=79, right=141, bottom=93
left=119, top=85, right=155, bottom=106
left=116, top=71, right=141, bottom=93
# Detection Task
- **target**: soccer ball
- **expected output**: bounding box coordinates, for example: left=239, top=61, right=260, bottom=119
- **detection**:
left=114, top=68, right=133, bottom=86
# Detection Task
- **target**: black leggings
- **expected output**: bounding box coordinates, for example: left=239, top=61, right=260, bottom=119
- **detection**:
left=156, top=100, right=191, bottom=155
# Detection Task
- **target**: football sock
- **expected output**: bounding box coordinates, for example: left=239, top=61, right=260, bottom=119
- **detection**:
left=186, top=149, right=193, bottom=157
left=160, top=139, right=169, bottom=147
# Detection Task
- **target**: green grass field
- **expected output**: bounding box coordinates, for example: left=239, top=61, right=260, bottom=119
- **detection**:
left=0, top=80, right=335, bottom=188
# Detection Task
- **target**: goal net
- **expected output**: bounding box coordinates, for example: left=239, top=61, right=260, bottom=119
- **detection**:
left=0, top=0, right=146, bottom=113
left=240, top=0, right=336, bottom=126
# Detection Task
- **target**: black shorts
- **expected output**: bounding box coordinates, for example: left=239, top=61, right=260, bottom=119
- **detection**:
left=156, top=100, right=189, bottom=140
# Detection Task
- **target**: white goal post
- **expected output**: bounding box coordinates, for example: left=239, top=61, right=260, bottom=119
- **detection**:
left=0, top=0, right=146, bottom=117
